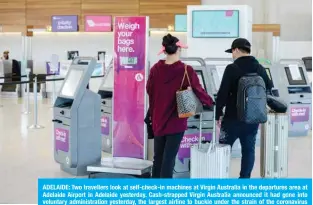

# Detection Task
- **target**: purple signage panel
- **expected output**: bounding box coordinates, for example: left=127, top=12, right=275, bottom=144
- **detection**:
left=113, top=16, right=148, bottom=159
left=52, top=15, right=78, bottom=32
left=290, top=106, right=310, bottom=124
left=101, top=116, right=110, bottom=135
left=46, top=62, right=60, bottom=75
left=55, top=128, right=69, bottom=152
left=178, top=132, right=213, bottom=163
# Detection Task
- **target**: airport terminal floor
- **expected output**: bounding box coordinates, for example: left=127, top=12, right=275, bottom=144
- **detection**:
left=0, top=98, right=311, bottom=203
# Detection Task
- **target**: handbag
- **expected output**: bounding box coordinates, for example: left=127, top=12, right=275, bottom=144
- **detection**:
left=267, top=94, right=288, bottom=113
left=176, top=64, right=203, bottom=118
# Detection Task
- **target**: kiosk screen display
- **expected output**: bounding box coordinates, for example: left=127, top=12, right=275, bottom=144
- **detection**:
left=61, top=69, right=84, bottom=97
left=192, top=10, right=239, bottom=38
left=284, top=65, right=307, bottom=85
left=120, top=57, right=137, bottom=65
left=196, top=70, right=207, bottom=91
left=265, top=68, right=272, bottom=81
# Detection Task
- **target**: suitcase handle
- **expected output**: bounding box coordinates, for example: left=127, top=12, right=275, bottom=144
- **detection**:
left=198, top=105, right=217, bottom=148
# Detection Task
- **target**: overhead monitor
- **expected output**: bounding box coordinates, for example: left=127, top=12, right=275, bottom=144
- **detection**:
left=192, top=10, right=239, bottom=38
left=284, top=65, right=307, bottom=85
left=61, top=69, right=84, bottom=97
left=175, top=14, right=187, bottom=32
left=196, top=70, right=207, bottom=92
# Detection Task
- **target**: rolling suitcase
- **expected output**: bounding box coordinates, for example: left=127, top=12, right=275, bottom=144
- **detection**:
left=260, top=111, right=288, bottom=178
left=190, top=107, right=231, bottom=178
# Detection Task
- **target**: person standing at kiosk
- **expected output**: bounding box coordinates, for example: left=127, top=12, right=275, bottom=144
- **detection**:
left=147, top=34, right=214, bottom=178
left=1, top=51, right=9, bottom=60
left=216, top=38, right=273, bottom=178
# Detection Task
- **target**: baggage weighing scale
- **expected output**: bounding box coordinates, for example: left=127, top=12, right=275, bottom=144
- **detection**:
left=53, top=57, right=101, bottom=176
left=174, top=57, right=215, bottom=178
left=204, top=57, right=245, bottom=157
left=278, top=59, right=312, bottom=137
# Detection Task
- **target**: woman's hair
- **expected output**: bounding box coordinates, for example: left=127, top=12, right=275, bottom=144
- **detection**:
left=162, top=34, right=179, bottom=55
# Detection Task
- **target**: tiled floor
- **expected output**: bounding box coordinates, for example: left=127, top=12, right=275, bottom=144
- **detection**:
left=0, top=98, right=311, bottom=204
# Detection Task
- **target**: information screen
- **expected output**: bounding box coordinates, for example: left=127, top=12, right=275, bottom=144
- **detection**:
left=61, top=69, right=84, bottom=97
left=284, top=65, right=307, bottom=85
left=120, top=57, right=138, bottom=65
left=192, top=10, right=239, bottom=38
left=196, top=70, right=207, bottom=91
left=175, top=14, right=187, bottom=32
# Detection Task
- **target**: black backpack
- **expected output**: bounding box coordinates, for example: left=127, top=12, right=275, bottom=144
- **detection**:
left=237, top=68, right=267, bottom=124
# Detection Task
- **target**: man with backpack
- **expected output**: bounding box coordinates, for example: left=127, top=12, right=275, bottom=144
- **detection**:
left=215, top=38, right=274, bottom=178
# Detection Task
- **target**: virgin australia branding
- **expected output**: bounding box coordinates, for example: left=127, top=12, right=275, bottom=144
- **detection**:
left=87, top=20, right=110, bottom=27
left=55, top=129, right=67, bottom=143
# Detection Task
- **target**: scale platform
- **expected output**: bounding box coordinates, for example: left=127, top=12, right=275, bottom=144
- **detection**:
left=87, top=157, right=153, bottom=178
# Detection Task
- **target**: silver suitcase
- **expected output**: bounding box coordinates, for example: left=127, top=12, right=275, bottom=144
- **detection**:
left=190, top=107, right=231, bottom=178
left=260, top=112, right=288, bottom=178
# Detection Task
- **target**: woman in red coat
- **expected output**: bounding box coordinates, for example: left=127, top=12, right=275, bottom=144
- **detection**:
left=146, top=34, right=214, bottom=178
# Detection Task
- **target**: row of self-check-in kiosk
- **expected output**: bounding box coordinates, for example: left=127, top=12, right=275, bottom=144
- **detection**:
left=53, top=56, right=311, bottom=177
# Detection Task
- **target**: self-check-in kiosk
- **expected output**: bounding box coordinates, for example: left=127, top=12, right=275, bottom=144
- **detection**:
left=174, top=57, right=215, bottom=178
left=98, top=60, right=114, bottom=153
left=53, top=57, right=101, bottom=176
left=279, top=59, right=312, bottom=137
left=204, top=57, right=247, bottom=157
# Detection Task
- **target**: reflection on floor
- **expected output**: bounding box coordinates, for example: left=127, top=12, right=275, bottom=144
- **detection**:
left=0, top=98, right=311, bottom=203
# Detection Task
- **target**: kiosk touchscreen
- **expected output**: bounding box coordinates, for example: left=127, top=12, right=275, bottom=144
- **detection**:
left=265, top=67, right=280, bottom=97
left=203, top=58, right=233, bottom=93
left=174, top=57, right=215, bottom=178
left=282, top=64, right=312, bottom=136
left=53, top=57, right=101, bottom=176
